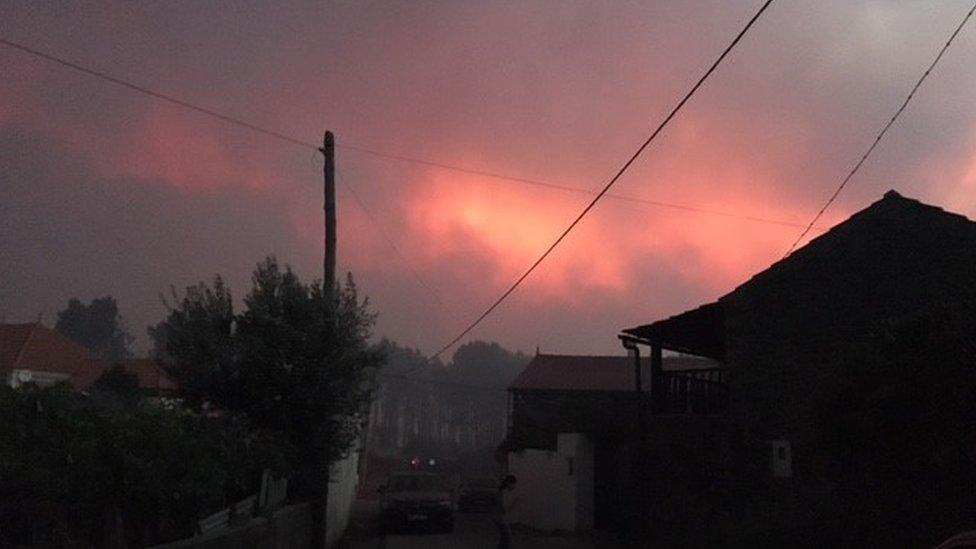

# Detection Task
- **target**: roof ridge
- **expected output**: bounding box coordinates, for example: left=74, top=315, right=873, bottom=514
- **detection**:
left=725, top=190, right=976, bottom=297
left=11, top=322, right=39, bottom=369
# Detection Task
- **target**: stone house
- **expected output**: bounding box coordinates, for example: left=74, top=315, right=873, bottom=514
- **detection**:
left=621, top=191, right=976, bottom=546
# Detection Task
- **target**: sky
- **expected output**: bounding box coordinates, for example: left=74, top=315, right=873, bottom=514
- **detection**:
left=2, top=1, right=976, bottom=358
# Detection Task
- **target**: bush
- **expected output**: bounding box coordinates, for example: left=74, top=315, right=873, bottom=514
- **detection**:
left=0, top=383, right=290, bottom=547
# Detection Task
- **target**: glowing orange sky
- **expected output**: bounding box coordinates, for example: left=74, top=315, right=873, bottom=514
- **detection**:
left=2, top=1, right=976, bottom=356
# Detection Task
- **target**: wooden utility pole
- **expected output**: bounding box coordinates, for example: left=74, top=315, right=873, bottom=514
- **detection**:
left=313, top=130, right=336, bottom=549
left=321, top=131, right=337, bottom=295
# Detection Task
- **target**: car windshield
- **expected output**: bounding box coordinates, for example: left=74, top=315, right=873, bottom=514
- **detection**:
left=387, top=475, right=443, bottom=492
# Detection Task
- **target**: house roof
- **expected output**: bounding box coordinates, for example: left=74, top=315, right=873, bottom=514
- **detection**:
left=621, top=190, right=976, bottom=354
left=121, top=358, right=176, bottom=393
left=729, top=189, right=976, bottom=297
left=0, top=323, right=35, bottom=370
left=622, top=302, right=725, bottom=360
left=509, top=353, right=720, bottom=392
left=0, top=324, right=177, bottom=394
left=0, top=322, right=100, bottom=384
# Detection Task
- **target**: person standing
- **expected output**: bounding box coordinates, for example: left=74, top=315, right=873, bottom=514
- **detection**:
left=495, top=474, right=519, bottom=549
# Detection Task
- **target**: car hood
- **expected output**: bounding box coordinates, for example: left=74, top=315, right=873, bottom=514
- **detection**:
left=387, top=491, right=451, bottom=503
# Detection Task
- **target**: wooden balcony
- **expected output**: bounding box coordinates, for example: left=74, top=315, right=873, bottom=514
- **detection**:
left=657, top=368, right=728, bottom=414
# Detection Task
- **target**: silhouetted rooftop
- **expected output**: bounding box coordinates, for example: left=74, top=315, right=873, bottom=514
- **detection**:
left=623, top=190, right=976, bottom=357
left=120, top=358, right=177, bottom=393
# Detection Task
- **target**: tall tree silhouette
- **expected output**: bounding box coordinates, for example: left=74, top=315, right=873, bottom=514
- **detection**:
left=55, top=296, right=132, bottom=362
left=154, top=256, right=384, bottom=502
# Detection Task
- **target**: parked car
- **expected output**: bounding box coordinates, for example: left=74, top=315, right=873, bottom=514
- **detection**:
left=456, top=476, right=499, bottom=512
left=378, top=472, right=454, bottom=534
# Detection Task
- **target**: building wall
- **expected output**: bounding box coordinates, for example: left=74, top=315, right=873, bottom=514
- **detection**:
left=572, top=434, right=595, bottom=531
left=716, top=199, right=976, bottom=546
left=508, top=433, right=593, bottom=531
left=325, top=449, right=361, bottom=548
left=640, top=416, right=736, bottom=547
left=509, top=390, right=639, bottom=451
left=6, top=369, right=70, bottom=388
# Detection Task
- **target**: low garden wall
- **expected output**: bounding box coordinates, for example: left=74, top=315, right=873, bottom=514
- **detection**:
left=151, top=503, right=311, bottom=549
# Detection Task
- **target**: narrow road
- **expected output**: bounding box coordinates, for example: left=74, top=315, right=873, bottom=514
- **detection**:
left=343, top=501, right=598, bottom=549
left=349, top=512, right=500, bottom=549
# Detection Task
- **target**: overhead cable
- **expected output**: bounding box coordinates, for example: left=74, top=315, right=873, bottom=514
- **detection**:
left=1, top=35, right=812, bottom=231
left=428, top=0, right=776, bottom=360
left=784, top=1, right=976, bottom=255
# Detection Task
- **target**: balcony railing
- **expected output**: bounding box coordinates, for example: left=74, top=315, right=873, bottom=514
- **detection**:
left=658, top=368, right=728, bottom=414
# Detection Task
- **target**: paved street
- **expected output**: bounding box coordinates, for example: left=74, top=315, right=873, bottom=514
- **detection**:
left=343, top=500, right=600, bottom=549
left=346, top=512, right=498, bottom=549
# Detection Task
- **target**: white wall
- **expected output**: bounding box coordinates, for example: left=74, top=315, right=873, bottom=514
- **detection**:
left=8, top=369, right=70, bottom=388
left=325, top=449, right=360, bottom=548
left=571, top=434, right=594, bottom=531
left=507, top=433, right=594, bottom=531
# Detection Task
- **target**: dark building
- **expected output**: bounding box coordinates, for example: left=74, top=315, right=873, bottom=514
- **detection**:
left=507, top=353, right=722, bottom=450
left=119, top=358, right=177, bottom=397
left=622, top=191, right=976, bottom=547
left=506, top=353, right=721, bottom=534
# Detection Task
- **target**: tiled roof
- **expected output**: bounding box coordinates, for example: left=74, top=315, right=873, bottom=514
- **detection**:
left=623, top=302, right=725, bottom=360
left=120, top=358, right=176, bottom=392
left=0, top=323, right=35, bottom=370
left=0, top=323, right=100, bottom=386
left=729, top=189, right=976, bottom=296
left=509, top=353, right=720, bottom=392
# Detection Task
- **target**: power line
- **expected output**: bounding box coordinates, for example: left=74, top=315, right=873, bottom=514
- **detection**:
left=784, top=1, right=976, bottom=256
left=0, top=36, right=819, bottom=232
left=428, top=0, right=776, bottom=361
left=343, top=144, right=825, bottom=230
left=334, top=166, right=463, bottom=322
left=0, top=38, right=319, bottom=151
left=339, top=144, right=823, bottom=229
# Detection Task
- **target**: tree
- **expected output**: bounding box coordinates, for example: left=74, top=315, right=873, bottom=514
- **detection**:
left=149, top=278, right=236, bottom=409
left=155, top=257, right=384, bottom=501
left=55, top=296, right=132, bottom=362
left=0, top=383, right=287, bottom=547
left=92, top=364, right=141, bottom=406
left=368, top=339, right=528, bottom=459
left=448, top=340, right=527, bottom=388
